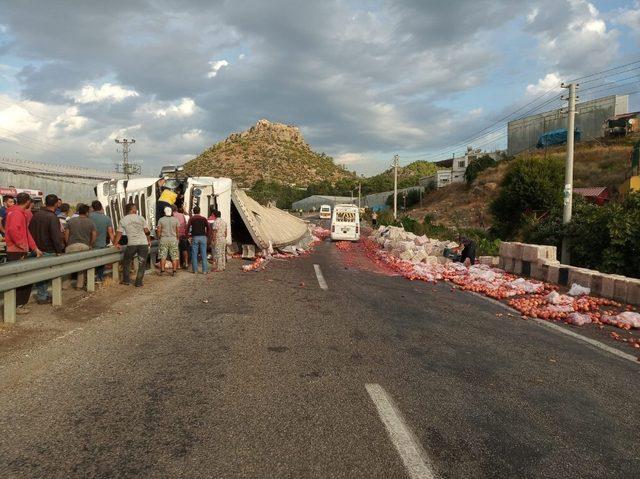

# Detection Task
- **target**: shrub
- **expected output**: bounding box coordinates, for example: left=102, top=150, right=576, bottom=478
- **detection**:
left=490, top=156, right=564, bottom=238
left=465, top=154, right=496, bottom=184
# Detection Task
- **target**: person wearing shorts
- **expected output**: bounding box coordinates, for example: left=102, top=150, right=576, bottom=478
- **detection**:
left=157, top=206, right=180, bottom=275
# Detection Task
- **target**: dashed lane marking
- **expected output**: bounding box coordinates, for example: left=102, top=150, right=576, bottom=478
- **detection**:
left=468, top=291, right=638, bottom=365
left=314, top=264, right=328, bottom=290
left=365, top=383, right=437, bottom=479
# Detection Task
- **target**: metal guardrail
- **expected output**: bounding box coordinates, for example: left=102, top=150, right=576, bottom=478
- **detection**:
left=0, top=241, right=158, bottom=323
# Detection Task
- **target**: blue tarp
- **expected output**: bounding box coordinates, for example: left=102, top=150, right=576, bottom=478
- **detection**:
left=536, top=128, right=581, bottom=149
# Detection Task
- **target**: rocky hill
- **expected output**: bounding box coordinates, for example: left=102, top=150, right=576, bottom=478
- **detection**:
left=184, top=119, right=355, bottom=187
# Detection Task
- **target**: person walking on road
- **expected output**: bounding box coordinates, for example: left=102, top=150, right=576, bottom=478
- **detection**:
left=4, top=192, right=42, bottom=314
left=29, top=194, right=65, bottom=304
left=113, top=203, right=151, bottom=287
left=187, top=206, right=210, bottom=274
left=210, top=209, right=227, bottom=271
left=157, top=206, right=180, bottom=276
left=90, top=200, right=115, bottom=282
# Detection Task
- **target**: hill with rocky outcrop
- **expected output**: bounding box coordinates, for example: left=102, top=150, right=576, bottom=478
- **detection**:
left=184, top=119, right=356, bottom=187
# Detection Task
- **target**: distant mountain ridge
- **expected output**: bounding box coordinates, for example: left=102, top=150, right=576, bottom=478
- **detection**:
left=183, top=119, right=355, bottom=188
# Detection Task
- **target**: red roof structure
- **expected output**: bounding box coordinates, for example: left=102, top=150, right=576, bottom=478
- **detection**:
left=573, top=187, right=610, bottom=205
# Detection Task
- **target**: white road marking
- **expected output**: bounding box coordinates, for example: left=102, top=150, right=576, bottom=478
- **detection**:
left=314, top=264, right=328, bottom=290
left=468, top=291, right=638, bottom=364
left=365, top=383, right=437, bottom=479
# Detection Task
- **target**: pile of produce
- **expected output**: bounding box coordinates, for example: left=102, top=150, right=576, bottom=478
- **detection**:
left=363, top=227, right=639, bottom=354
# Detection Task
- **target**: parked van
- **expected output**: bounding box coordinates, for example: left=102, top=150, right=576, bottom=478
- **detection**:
left=319, top=204, right=332, bottom=219
left=330, top=204, right=360, bottom=241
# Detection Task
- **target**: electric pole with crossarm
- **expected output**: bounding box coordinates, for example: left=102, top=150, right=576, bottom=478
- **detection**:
left=115, top=138, right=141, bottom=179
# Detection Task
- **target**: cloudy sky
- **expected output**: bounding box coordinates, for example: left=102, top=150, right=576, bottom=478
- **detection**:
left=0, top=0, right=639, bottom=176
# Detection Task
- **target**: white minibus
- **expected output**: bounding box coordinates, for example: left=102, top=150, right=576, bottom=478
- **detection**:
left=330, top=204, right=360, bottom=241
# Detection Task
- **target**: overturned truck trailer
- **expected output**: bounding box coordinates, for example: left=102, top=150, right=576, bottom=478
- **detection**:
left=96, top=174, right=311, bottom=255
left=231, top=188, right=312, bottom=254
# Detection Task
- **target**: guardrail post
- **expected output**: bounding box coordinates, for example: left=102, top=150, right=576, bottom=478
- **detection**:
left=3, top=289, right=16, bottom=323
left=52, top=277, right=62, bottom=306
left=111, top=261, right=119, bottom=283
left=86, top=268, right=95, bottom=292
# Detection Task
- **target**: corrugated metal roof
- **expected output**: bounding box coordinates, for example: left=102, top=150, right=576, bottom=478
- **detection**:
left=232, top=188, right=309, bottom=250
left=0, top=158, right=124, bottom=180
left=573, top=187, right=608, bottom=197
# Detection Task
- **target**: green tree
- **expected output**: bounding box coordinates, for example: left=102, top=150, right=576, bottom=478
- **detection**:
left=490, top=156, right=564, bottom=238
left=465, top=154, right=496, bottom=184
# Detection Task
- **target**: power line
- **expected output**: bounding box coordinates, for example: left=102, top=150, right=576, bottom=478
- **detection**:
left=567, top=58, right=640, bottom=83
left=577, top=65, right=640, bottom=86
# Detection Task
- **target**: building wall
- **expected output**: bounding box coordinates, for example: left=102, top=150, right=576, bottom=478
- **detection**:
left=507, top=95, right=628, bottom=156
left=0, top=171, right=103, bottom=203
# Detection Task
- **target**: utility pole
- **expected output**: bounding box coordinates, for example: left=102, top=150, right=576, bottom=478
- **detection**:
left=358, top=182, right=361, bottom=209
left=393, top=154, right=399, bottom=220
left=560, top=82, right=577, bottom=264
left=115, top=138, right=140, bottom=180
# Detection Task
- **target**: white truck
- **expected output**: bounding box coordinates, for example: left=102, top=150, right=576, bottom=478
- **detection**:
left=95, top=168, right=232, bottom=244
left=330, top=203, right=360, bottom=241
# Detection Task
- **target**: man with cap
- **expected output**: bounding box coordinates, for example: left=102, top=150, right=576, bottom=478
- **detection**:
left=156, top=206, right=180, bottom=276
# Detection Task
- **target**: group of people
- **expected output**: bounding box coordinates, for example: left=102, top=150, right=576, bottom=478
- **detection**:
left=154, top=204, right=227, bottom=276
left=0, top=192, right=228, bottom=315
left=0, top=193, right=115, bottom=314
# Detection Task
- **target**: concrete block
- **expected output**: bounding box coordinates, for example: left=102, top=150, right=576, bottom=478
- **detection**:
left=522, top=244, right=541, bottom=262
left=513, top=259, right=523, bottom=275
left=531, top=262, right=547, bottom=281
left=512, top=242, right=524, bottom=260
left=541, top=245, right=557, bottom=262
left=499, top=242, right=511, bottom=258
left=547, top=264, right=561, bottom=284
left=590, top=273, right=604, bottom=297
left=625, top=279, right=640, bottom=306
left=491, top=256, right=500, bottom=267
left=502, top=257, right=515, bottom=273
left=568, top=267, right=595, bottom=288
left=600, top=274, right=616, bottom=299
left=613, top=276, right=629, bottom=303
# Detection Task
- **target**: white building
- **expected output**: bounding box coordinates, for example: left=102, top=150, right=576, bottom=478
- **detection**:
left=420, top=146, right=481, bottom=189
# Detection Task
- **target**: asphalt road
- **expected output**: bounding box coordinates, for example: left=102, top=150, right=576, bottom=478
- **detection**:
left=0, top=240, right=638, bottom=478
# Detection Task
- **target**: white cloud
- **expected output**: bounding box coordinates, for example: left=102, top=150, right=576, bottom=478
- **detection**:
left=207, top=59, right=229, bottom=78
left=612, top=1, right=640, bottom=43
left=238, top=53, right=245, bottom=60
left=335, top=152, right=367, bottom=165
left=67, top=82, right=139, bottom=104
left=181, top=128, right=203, bottom=141
left=530, top=0, right=618, bottom=74
left=0, top=104, right=42, bottom=138
left=47, top=106, right=87, bottom=137
left=526, top=72, right=563, bottom=95
left=154, top=97, right=196, bottom=118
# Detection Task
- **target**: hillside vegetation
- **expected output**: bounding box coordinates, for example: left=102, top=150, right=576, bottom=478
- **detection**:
left=409, top=134, right=638, bottom=229
left=184, top=119, right=355, bottom=188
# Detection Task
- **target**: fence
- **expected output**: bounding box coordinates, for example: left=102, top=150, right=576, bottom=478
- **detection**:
left=0, top=242, right=158, bottom=323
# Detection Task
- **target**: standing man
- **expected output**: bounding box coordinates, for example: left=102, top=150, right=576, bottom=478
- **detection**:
left=173, top=205, right=189, bottom=270
left=0, top=195, right=15, bottom=234
left=113, top=203, right=150, bottom=287
left=5, top=192, right=42, bottom=314
left=371, top=210, right=378, bottom=227
left=90, top=200, right=114, bottom=282
left=65, top=203, right=97, bottom=290
left=29, top=194, right=65, bottom=304
left=210, top=209, right=227, bottom=271
left=157, top=206, right=180, bottom=276
left=186, top=205, right=210, bottom=274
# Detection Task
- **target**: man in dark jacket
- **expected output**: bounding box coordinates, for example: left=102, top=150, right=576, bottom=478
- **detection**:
left=29, top=194, right=65, bottom=304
